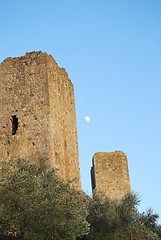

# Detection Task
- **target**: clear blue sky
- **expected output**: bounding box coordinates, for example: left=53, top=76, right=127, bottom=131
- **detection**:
left=0, top=0, right=161, bottom=223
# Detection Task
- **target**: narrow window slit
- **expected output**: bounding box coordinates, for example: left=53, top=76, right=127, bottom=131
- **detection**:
left=11, top=115, right=18, bottom=135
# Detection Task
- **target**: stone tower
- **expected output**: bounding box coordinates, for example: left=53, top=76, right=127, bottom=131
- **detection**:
left=91, top=151, right=131, bottom=200
left=0, top=51, right=81, bottom=189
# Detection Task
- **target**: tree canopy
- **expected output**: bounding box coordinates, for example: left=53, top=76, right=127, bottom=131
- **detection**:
left=0, top=157, right=89, bottom=240
left=84, top=191, right=161, bottom=240
left=0, top=157, right=160, bottom=240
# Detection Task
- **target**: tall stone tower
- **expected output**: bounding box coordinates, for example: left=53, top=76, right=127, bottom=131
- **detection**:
left=91, top=151, right=131, bottom=200
left=0, top=51, right=81, bottom=189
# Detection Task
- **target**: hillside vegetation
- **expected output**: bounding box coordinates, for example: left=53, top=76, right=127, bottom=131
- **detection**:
left=0, top=157, right=160, bottom=240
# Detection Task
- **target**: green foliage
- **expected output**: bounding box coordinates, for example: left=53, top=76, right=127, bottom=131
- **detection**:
left=0, top=157, right=160, bottom=240
left=136, top=208, right=161, bottom=240
left=85, top=191, right=120, bottom=240
left=84, top=191, right=161, bottom=240
left=0, top=157, right=89, bottom=240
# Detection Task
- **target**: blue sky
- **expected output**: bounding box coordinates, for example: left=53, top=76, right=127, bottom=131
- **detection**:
left=0, top=0, right=161, bottom=223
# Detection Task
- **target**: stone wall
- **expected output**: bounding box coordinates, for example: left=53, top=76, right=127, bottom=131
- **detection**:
left=91, top=151, right=131, bottom=200
left=0, top=51, right=81, bottom=189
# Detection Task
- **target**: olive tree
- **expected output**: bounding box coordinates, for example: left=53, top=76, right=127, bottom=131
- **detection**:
left=0, top=157, right=89, bottom=240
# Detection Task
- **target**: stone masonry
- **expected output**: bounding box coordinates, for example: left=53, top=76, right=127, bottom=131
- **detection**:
left=0, top=51, right=81, bottom=189
left=91, top=151, right=131, bottom=200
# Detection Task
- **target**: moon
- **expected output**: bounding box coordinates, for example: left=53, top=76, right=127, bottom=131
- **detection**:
left=85, top=116, right=90, bottom=123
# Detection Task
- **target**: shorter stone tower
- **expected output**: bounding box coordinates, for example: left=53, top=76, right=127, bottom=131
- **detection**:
left=91, top=151, right=131, bottom=200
